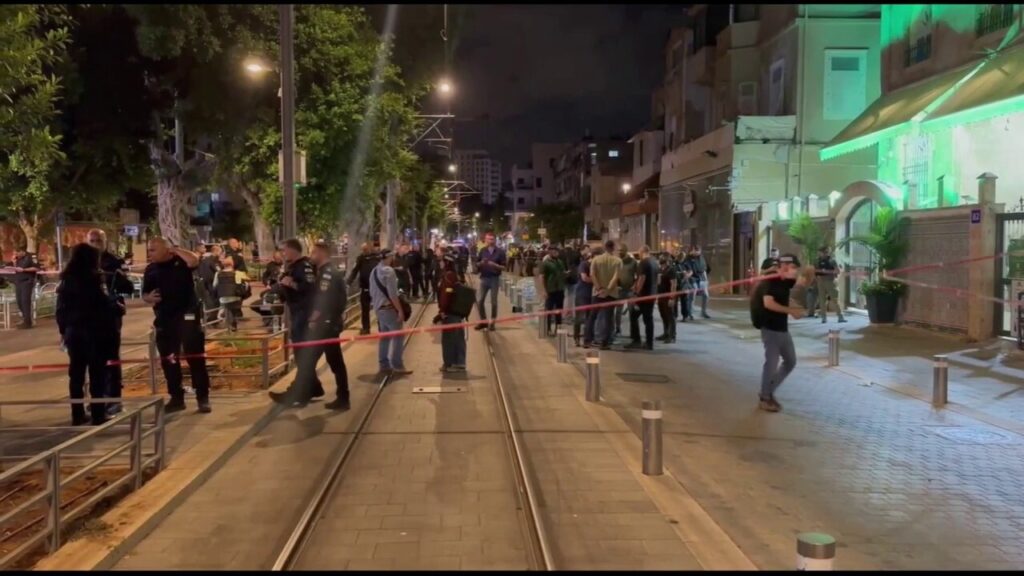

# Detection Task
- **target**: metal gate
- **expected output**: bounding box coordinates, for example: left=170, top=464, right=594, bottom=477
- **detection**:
left=995, top=212, right=1024, bottom=338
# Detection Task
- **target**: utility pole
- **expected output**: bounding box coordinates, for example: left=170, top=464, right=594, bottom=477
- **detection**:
left=279, top=4, right=297, bottom=240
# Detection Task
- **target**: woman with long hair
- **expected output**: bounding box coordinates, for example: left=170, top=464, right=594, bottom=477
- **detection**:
left=436, top=254, right=466, bottom=372
left=56, top=243, right=118, bottom=425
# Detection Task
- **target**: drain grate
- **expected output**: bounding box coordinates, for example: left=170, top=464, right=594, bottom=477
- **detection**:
left=931, top=426, right=1016, bottom=445
left=616, top=373, right=672, bottom=384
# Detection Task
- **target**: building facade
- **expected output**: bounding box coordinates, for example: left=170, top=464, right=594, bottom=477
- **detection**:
left=453, top=149, right=502, bottom=205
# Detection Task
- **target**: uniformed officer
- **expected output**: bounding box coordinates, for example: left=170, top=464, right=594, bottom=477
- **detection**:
left=142, top=237, right=211, bottom=414
left=87, top=229, right=135, bottom=415
left=271, top=242, right=350, bottom=410
left=815, top=245, right=846, bottom=324
left=272, top=238, right=324, bottom=404
left=9, top=246, right=39, bottom=329
left=346, top=243, right=379, bottom=335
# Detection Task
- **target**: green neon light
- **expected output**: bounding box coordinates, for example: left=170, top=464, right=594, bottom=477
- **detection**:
left=923, top=92, right=1024, bottom=132
left=819, top=122, right=910, bottom=161
left=778, top=201, right=789, bottom=220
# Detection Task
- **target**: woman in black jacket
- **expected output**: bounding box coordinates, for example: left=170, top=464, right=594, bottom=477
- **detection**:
left=57, top=243, right=119, bottom=425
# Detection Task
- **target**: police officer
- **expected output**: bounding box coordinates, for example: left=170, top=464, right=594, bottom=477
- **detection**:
left=9, top=245, right=39, bottom=329
left=272, top=238, right=324, bottom=404
left=87, top=229, right=134, bottom=415
left=142, top=237, right=211, bottom=414
left=271, top=242, right=350, bottom=410
left=346, top=242, right=379, bottom=335
left=815, top=245, right=846, bottom=324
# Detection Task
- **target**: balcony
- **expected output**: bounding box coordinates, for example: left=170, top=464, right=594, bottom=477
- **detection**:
left=976, top=4, right=1015, bottom=37
left=689, top=45, right=716, bottom=86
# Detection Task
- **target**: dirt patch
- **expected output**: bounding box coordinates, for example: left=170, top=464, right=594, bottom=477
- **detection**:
left=121, top=332, right=288, bottom=395
left=0, top=465, right=154, bottom=569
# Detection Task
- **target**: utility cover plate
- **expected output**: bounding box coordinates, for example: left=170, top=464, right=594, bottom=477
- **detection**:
left=931, top=426, right=1016, bottom=445
left=616, top=373, right=671, bottom=384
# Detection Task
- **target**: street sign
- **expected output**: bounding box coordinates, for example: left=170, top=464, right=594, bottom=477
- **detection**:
left=123, top=225, right=140, bottom=237
left=55, top=211, right=65, bottom=227
left=971, top=208, right=982, bottom=224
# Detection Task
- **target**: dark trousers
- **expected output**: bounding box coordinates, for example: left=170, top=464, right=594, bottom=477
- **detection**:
left=14, top=281, right=33, bottom=325
left=410, top=269, right=425, bottom=298
left=359, top=288, right=372, bottom=332
left=66, top=331, right=110, bottom=424
left=658, top=297, right=676, bottom=339
left=630, top=301, right=655, bottom=346
left=594, top=296, right=617, bottom=346
left=154, top=316, right=211, bottom=400
left=545, top=290, right=565, bottom=334
left=293, top=322, right=348, bottom=401
left=107, top=317, right=123, bottom=399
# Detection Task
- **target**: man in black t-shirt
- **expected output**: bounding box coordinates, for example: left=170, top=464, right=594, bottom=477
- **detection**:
left=750, top=253, right=806, bottom=413
left=626, top=245, right=658, bottom=350
left=142, top=237, right=211, bottom=414
left=656, top=256, right=678, bottom=344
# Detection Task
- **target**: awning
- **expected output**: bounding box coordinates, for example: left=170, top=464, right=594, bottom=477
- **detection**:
left=923, top=43, right=1024, bottom=130
left=820, top=64, right=973, bottom=161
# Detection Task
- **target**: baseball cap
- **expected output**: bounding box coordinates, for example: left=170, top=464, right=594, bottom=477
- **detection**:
left=778, top=253, right=801, bottom=267
left=379, top=248, right=393, bottom=259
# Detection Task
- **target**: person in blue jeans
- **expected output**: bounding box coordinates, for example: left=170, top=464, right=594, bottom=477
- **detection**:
left=573, top=246, right=595, bottom=346
left=437, top=255, right=467, bottom=371
left=369, top=249, right=412, bottom=377
left=474, top=232, right=507, bottom=331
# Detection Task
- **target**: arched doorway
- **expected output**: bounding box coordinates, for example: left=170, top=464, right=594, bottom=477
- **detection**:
left=845, top=198, right=878, bottom=309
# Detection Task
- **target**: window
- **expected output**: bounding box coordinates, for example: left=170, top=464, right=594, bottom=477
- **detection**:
left=516, top=178, right=525, bottom=186
left=517, top=197, right=525, bottom=206
left=769, top=59, right=785, bottom=115
left=977, top=4, right=1016, bottom=37
left=902, top=135, right=931, bottom=208
left=535, top=177, right=542, bottom=188
left=536, top=197, right=544, bottom=206
left=905, top=6, right=933, bottom=67
left=823, top=49, right=867, bottom=120
left=608, top=149, right=620, bottom=158
left=737, top=81, right=757, bottom=115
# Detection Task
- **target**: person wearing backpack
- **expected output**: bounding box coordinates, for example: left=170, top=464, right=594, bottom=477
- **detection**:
left=749, top=253, right=806, bottom=413
left=437, top=254, right=469, bottom=372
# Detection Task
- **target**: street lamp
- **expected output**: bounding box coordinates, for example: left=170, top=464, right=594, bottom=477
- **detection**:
left=244, top=58, right=273, bottom=75
left=448, top=163, right=457, bottom=173
left=438, top=78, right=454, bottom=96
left=622, top=183, right=632, bottom=194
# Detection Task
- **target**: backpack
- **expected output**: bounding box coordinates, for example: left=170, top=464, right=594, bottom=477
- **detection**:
left=450, top=282, right=477, bottom=319
left=750, top=281, right=767, bottom=329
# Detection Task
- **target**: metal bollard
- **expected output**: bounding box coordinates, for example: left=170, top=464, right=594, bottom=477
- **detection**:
left=147, top=330, right=158, bottom=394
left=585, top=350, right=601, bottom=402
left=933, top=354, right=948, bottom=407
left=796, top=532, right=836, bottom=570
left=513, top=287, right=522, bottom=312
left=556, top=329, right=568, bottom=363
left=641, top=400, right=663, bottom=476
left=827, top=329, right=840, bottom=367
left=537, top=308, right=547, bottom=339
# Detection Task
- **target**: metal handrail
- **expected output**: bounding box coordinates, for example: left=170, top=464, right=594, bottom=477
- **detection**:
left=0, top=398, right=166, bottom=568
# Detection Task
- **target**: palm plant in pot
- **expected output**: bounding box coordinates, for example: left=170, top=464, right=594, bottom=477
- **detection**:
left=837, top=206, right=909, bottom=324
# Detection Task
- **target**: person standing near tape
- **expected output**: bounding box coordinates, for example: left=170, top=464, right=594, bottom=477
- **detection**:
left=142, top=237, right=211, bottom=414
left=272, top=242, right=350, bottom=410
left=9, top=245, right=39, bottom=329
left=626, top=245, right=657, bottom=351
left=371, top=249, right=413, bottom=377
left=750, top=253, right=806, bottom=413
left=684, top=245, right=712, bottom=319
left=276, top=238, right=324, bottom=402
left=539, top=245, right=567, bottom=336
left=86, top=229, right=134, bottom=416
left=590, top=240, right=622, bottom=350
left=573, top=245, right=594, bottom=347
left=474, top=232, right=506, bottom=332
left=815, top=245, right=847, bottom=324
left=346, top=243, right=379, bottom=336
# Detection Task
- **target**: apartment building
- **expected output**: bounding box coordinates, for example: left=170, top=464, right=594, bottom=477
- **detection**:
left=453, top=149, right=502, bottom=205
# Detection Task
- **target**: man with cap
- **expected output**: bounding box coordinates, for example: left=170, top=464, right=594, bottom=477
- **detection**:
left=750, top=253, right=806, bottom=412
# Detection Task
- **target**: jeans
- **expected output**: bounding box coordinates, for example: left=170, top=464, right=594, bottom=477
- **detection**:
left=564, top=289, right=576, bottom=322
left=574, top=293, right=594, bottom=343
left=695, top=279, right=710, bottom=316
left=477, top=275, right=500, bottom=323
left=616, top=289, right=635, bottom=336
left=594, top=295, right=617, bottom=346
left=376, top=307, right=405, bottom=370
left=441, top=315, right=466, bottom=367
left=629, top=301, right=655, bottom=345
left=107, top=316, right=123, bottom=400
left=760, top=328, right=797, bottom=400
left=544, top=290, right=565, bottom=334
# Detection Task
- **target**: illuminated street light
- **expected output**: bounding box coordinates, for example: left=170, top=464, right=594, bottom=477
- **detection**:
left=474, top=212, right=480, bottom=218
left=243, top=58, right=273, bottom=75
left=438, top=79, right=454, bottom=96
left=448, top=163, right=457, bottom=173
left=621, top=183, right=632, bottom=194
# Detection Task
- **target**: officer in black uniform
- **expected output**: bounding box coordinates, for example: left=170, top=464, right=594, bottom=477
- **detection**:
left=271, top=238, right=322, bottom=405
left=142, top=237, right=211, bottom=414
left=9, top=246, right=39, bottom=329
left=346, top=242, right=379, bottom=335
left=87, top=229, right=135, bottom=415
left=271, top=242, right=350, bottom=410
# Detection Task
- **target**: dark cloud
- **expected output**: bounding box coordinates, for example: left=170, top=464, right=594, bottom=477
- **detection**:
left=450, top=5, right=685, bottom=171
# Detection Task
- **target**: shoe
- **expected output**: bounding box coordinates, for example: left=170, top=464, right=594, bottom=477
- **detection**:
left=15, top=322, right=31, bottom=330
left=325, top=397, right=351, bottom=411
left=838, top=317, right=848, bottom=323
left=644, top=342, right=654, bottom=351
left=452, top=364, right=467, bottom=372
left=686, top=316, right=695, bottom=321
left=758, top=399, right=779, bottom=412
left=312, top=387, right=325, bottom=399
left=91, top=416, right=108, bottom=426
left=599, top=344, right=611, bottom=351
left=488, top=323, right=496, bottom=331
left=391, top=368, right=413, bottom=376
left=375, top=369, right=392, bottom=380
left=770, top=398, right=783, bottom=411
left=475, top=324, right=488, bottom=331
left=359, top=329, right=370, bottom=336
left=701, top=314, right=711, bottom=319
left=165, top=398, right=186, bottom=414
left=665, top=338, right=675, bottom=344
left=625, top=341, right=644, bottom=350
left=656, top=334, right=668, bottom=342
left=197, top=398, right=212, bottom=413
left=439, top=365, right=450, bottom=372
left=269, top=390, right=293, bottom=405
left=72, top=414, right=90, bottom=426
left=821, top=317, right=827, bottom=324
left=106, top=403, right=123, bottom=417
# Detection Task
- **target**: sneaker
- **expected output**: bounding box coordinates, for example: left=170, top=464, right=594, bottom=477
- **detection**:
left=665, top=337, right=676, bottom=344
left=625, top=341, right=644, bottom=350
left=701, top=313, right=711, bottom=319
left=474, top=324, right=488, bottom=331
left=269, top=390, right=293, bottom=405
left=197, top=398, right=212, bottom=413
left=312, top=387, right=326, bottom=399
left=106, top=403, right=123, bottom=417
left=72, top=414, right=90, bottom=426
left=325, top=397, right=351, bottom=411
left=821, top=317, right=827, bottom=324
left=838, top=317, right=848, bottom=323
left=439, top=365, right=450, bottom=373
left=599, top=343, right=611, bottom=351
left=488, top=323, right=497, bottom=331
left=451, top=364, right=467, bottom=372
left=656, top=334, right=668, bottom=342
left=391, top=368, right=413, bottom=376
left=644, top=342, right=654, bottom=351
left=359, top=329, right=370, bottom=336
left=758, top=398, right=780, bottom=413
left=165, top=398, right=186, bottom=414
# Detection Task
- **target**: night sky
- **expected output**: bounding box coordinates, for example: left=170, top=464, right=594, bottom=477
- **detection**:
left=451, top=4, right=687, bottom=174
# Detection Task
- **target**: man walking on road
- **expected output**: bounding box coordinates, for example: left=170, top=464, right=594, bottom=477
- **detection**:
left=474, top=232, right=506, bottom=331
left=370, top=249, right=412, bottom=377
left=685, top=245, right=712, bottom=319
left=590, top=240, right=622, bottom=350
left=815, top=246, right=846, bottom=324
left=750, top=253, right=806, bottom=413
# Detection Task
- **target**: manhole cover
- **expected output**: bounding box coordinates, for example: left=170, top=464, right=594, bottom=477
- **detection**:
left=931, top=427, right=1016, bottom=445
left=616, top=373, right=671, bottom=384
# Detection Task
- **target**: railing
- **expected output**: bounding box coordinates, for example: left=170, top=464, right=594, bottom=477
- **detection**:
left=904, top=34, right=932, bottom=67
left=976, top=4, right=1015, bottom=37
left=0, top=283, right=58, bottom=329
left=0, top=398, right=166, bottom=568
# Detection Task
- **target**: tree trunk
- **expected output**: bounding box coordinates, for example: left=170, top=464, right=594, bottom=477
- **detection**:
left=17, top=215, right=39, bottom=254
left=238, top=184, right=276, bottom=261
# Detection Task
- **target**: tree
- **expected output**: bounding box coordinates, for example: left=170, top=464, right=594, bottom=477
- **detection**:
left=0, top=5, right=71, bottom=252
left=787, top=212, right=826, bottom=268
left=522, top=202, right=583, bottom=244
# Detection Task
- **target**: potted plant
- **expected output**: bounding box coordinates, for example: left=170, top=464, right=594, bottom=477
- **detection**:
left=787, top=213, right=825, bottom=267
left=838, top=206, right=909, bottom=324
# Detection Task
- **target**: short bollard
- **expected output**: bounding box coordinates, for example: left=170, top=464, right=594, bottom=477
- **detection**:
left=585, top=350, right=601, bottom=402
left=512, top=287, right=522, bottom=313
left=827, top=329, right=840, bottom=367
left=556, top=329, right=568, bottom=363
left=537, top=309, right=547, bottom=339
left=933, top=354, right=948, bottom=407
left=641, top=400, right=663, bottom=476
left=796, top=532, right=836, bottom=571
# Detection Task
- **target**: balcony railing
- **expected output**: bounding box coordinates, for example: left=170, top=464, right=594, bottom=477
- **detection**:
left=976, top=4, right=1015, bottom=37
left=904, top=34, right=932, bottom=67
